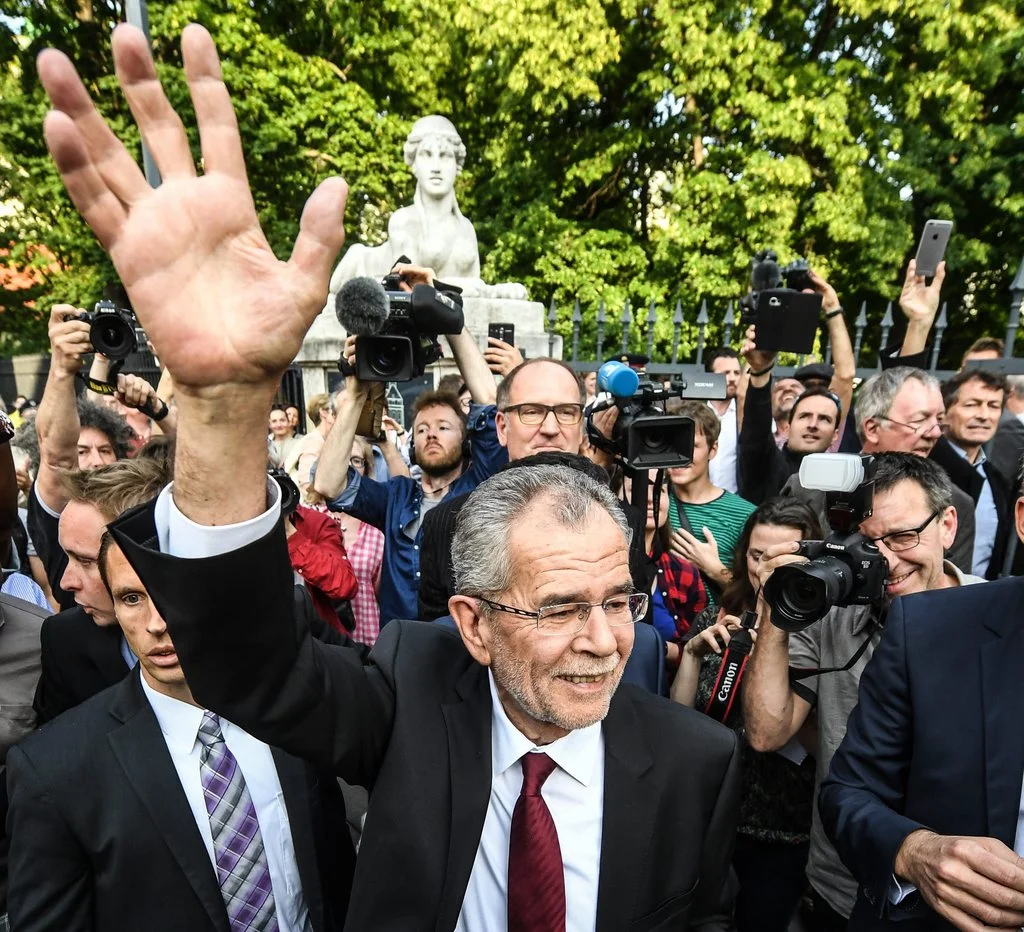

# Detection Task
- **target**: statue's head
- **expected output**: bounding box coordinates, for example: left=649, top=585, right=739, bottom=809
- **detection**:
left=404, top=117, right=467, bottom=201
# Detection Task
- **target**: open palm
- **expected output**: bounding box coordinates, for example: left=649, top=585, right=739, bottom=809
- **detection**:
left=37, top=25, right=347, bottom=389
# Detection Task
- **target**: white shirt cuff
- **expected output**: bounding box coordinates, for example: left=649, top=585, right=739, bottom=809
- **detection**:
left=155, top=479, right=281, bottom=558
left=888, top=874, right=917, bottom=905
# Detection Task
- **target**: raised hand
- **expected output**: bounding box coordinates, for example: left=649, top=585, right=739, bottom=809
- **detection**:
left=899, top=258, right=947, bottom=325
left=37, top=25, right=347, bottom=394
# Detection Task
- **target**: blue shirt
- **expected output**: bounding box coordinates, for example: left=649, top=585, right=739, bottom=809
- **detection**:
left=327, top=404, right=507, bottom=623
left=949, top=441, right=999, bottom=577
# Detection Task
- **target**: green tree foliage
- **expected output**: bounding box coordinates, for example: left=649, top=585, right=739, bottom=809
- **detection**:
left=1, top=0, right=1021, bottom=365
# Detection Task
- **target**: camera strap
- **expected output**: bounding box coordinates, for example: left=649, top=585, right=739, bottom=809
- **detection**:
left=75, top=361, right=169, bottom=422
left=702, top=610, right=758, bottom=726
left=789, top=621, right=878, bottom=682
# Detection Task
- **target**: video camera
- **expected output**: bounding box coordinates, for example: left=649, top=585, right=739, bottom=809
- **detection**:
left=585, top=360, right=697, bottom=470
left=763, top=454, right=888, bottom=631
left=76, top=300, right=139, bottom=361
left=335, top=264, right=466, bottom=382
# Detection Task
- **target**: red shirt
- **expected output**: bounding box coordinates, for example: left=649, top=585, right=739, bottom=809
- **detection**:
left=287, top=506, right=359, bottom=630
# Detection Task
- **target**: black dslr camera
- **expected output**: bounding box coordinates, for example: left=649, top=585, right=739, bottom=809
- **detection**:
left=585, top=361, right=696, bottom=470
left=763, top=454, right=888, bottom=631
left=269, top=467, right=300, bottom=517
left=76, top=300, right=139, bottom=360
left=356, top=272, right=465, bottom=382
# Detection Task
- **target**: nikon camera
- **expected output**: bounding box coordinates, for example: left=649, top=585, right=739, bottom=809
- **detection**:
left=763, top=454, right=888, bottom=630
left=76, top=300, right=139, bottom=361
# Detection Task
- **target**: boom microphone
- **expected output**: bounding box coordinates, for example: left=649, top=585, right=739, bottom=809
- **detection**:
left=335, top=277, right=390, bottom=335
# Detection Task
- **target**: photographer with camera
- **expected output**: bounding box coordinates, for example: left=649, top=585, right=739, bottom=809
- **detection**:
left=671, top=497, right=824, bottom=932
left=743, top=452, right=985, bottom=930
left=738, top=322, right=844, bottom=505
left=313, top=263, right=505, bottom=624
left=30, top=305, right=173, bottom=610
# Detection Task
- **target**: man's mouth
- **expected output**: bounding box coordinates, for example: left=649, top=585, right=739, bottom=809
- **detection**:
left=886, top=569, right=915, bottom=590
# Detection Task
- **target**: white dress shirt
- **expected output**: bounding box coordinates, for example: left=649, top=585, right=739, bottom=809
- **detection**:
left=707, top=398, right=738, bottom=493
left=455, top=672, right=604, bottom=932
left=138, top=674, right=310, bottom=931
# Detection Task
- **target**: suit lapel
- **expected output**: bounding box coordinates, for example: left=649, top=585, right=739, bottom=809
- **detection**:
left=272, top=749, right=325, bottom=932
left=596, top=692, right=657, bottom=932
left=981, top=588, right=1024, bottom=846
left=434, top=663, right=493, bottom=932
left=107, top=673, right=229, bottom=932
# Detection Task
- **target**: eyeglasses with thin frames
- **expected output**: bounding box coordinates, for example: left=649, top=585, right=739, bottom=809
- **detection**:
left=868, top=509, right=942, bottom=552
left=478, top=591, right=649, bottom=637
left=878, top=415, right=943, bottom=436
left=502, top=403, right=583, bottom=426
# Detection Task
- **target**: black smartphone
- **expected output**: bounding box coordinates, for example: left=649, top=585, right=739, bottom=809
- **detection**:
left=488, top=322, right=515, bottom=345
left=753, top=290, right=823, bottom=354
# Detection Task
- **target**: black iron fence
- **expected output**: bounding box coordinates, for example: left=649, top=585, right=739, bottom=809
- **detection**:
left=543, top=271, right=1024, bottom=380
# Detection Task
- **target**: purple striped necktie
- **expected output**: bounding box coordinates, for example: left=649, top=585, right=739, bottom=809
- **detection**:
left=197, top=711, right=279, bottom=932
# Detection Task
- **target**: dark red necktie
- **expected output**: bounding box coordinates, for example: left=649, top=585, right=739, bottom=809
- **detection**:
left=507, top=752, right=566, bottom=932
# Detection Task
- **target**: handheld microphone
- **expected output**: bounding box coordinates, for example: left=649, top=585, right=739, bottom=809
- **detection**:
left=335, top=277, right=390, bottom=335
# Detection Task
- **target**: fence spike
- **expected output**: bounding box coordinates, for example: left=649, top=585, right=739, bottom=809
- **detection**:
left=620, top=299, right=632, bottom=355
left=852, top=300, right=868, bottom=363
left=878, top=301, right=894, bottom=359
left=571, top=297, right=582, bottom=363
left=695, top=299, right=709, bottom=366
left=722, top=300, right=735, bottom=346
left=929, top=302, right=948, bottom=372
left=671, top=299, right=684, bottom=364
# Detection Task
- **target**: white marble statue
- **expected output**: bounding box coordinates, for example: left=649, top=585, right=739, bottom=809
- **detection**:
left=326, top=115, right=526, bottom=304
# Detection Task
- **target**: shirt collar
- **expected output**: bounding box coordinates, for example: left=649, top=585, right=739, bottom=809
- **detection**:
left=139, top=674, right=206, bottom=756
left=487, top=670, right=603, bottom=788
left=947, top=438, right=987, bottom=468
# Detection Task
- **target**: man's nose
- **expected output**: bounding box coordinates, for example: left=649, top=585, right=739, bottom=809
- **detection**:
left=60, top=563, right=79, bottom=592
left=539, top=410, right=560, bottom=433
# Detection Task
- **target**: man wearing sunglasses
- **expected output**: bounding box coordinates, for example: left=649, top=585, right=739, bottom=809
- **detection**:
left=742, top=453, right=985, bottom=931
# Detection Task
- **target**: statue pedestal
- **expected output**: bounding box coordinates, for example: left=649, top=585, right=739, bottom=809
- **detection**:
left=294, top=297, right=561, bottom=401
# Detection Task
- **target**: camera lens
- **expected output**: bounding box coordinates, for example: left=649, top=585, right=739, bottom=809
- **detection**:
left=764, top=559, right=853, bottom=631
left=370, top=342, right=407, bottom=379
left=90, top=316, right=137, bottom=360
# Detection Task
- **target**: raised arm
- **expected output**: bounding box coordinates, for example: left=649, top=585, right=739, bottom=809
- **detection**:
left=0, top=414, right=17, bottom=569
left=313, top=340, right=366, bottom=501
left=812, top=270, right=855, bottom=423
left=35, top=305, right=91, bottom=511
left=897, top=259, right=946, bottom=361
left=37, top=25, right=347, bottom=525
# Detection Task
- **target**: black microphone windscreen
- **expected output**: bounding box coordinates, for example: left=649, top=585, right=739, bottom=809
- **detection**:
left=335, top=277, right=389, bottom=335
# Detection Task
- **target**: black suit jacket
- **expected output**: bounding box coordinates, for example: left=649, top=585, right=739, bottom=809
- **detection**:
left=7, top=668, right=350, bottom=932
left=930, top=434, right=1012, bottom=579
left=986, top=410, right=1024, bottom=488
left=819, top=575, right=1024, bottom=930
left=33, top=606, right=129, bottom=725
left=111, top=500, right=741, bottom=932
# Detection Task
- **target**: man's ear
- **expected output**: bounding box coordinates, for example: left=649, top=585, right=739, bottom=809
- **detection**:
left=939, top=505, right=958, bottom=552
left=1015, top=497, right=1024, bottom=549
left=495, top=411, right=509, bottom=448
left=449, top=596, right=492, bottom=667
left=708, top=441, right=719, bottom=462
left=862, top=417, right=881, bottom=447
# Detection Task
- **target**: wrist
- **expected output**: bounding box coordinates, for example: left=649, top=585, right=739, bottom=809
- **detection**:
left=825, top=307, right=844, bottom=320
left=894, top=829, right=934, bottom=883
left=748, top=362, right=774, bottom=378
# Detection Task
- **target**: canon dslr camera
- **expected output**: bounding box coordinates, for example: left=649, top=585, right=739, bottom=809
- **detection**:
left=763, top=454, right=888, bottom=630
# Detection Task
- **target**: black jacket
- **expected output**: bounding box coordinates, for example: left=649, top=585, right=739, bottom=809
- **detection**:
left=111, top=500, right=742, bottom=932
left=737, top=380, right=806, bottom=505
left=929, top=435, right=1012, bottom=580
left=7, top=668, right=353, bottom=932
left=821, top=575, right=1024, bottom=929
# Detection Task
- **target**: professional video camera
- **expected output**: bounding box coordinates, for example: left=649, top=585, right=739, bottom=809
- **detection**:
left=76, top=300, right=138, bottom=360
left=739, top=250, right=817, bottom=326
left=334, top=262, right=466, bottom=382
left=585, top=361, right=697, bottom=470
left=737, top=250, right=823, bottom=353
left=763, top=454, right=888, bottom=631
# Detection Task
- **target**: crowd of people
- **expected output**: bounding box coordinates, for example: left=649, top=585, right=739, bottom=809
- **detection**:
left=1, top=22, right=1023, bottom=932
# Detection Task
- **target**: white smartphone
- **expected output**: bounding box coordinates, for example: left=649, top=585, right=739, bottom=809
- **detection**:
left=914, top=219, right=953, bottom=278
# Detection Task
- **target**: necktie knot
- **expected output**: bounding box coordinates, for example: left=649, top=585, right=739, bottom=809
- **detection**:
left=520, top=752, right=557, bottom=797
left=197, top=711, right=225, bottom=749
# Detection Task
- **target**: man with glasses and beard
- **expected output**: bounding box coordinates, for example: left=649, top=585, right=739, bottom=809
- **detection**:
left=743, top=453, right=985, bottom=931
left=314, top=324, right=505, bottom=624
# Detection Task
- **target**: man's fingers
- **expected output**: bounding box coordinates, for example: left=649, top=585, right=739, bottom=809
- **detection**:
left=180, top=25, right=248, bottom=181
left=112, top=24, right=196, bottom=179
left=42, top=110, right=128, bottom=250
left=963, top=840, right=1024, bottom=891
left=37, top=49, right=150, bottom=208
left=932, top=261, right=947, bottom=289
left=289, top=177, right=348, bottom=309
left=937, top=879, right=1024, bottom=929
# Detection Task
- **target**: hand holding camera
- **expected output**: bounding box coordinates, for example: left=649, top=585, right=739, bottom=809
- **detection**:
left=741, top=324, right=776, bottom=380
left=49, top=305, right=93, bottom=375
left=684, top=617, right=756, bottom=659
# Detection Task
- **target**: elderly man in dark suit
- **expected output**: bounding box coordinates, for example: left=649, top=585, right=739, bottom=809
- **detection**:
left=34, top=25, right=741, bottom=932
